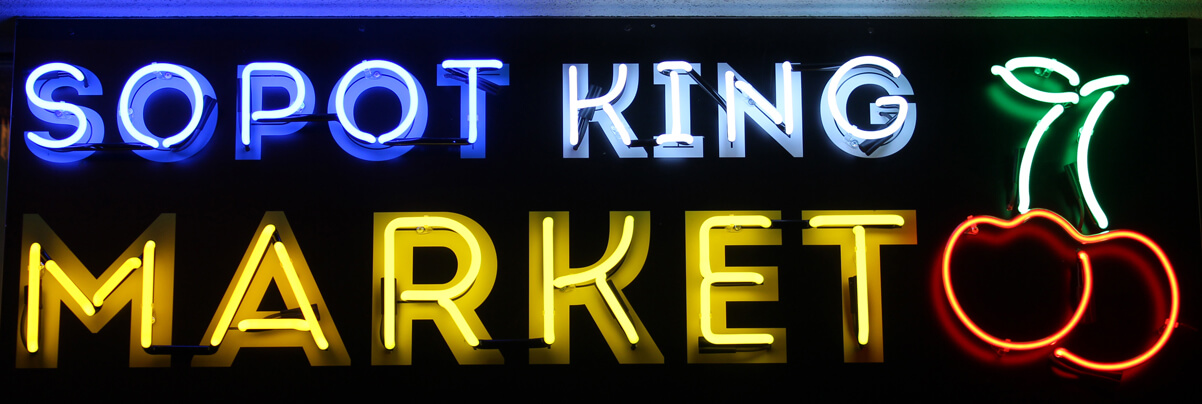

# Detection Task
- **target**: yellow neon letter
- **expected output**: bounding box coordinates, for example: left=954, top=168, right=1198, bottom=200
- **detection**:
left=802, top=210, right=916, bottom=363
left=373, top=212, right=502, bottom=365
left=530, top=211, right=663, bottom=364
left=195, top=212, right=348, bottom=366
left=17, top=214, right=174, bottom=368
left=685, top=211, right=785, bottom=363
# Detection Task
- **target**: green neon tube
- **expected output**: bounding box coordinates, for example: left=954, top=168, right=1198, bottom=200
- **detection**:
left=1018, top=104, right=1066, bottom=213
left=1077, top=91, right=1116, bottom=229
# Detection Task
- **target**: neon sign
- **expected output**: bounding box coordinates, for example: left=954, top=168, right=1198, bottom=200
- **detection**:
left=940, top=56, right=1180, bottom=374
left=942, top=209, right=1179, bottom=372
left=564, top=57, right=916, bottom=158
left=23, top=59, right=510, bottom=162
left=819, top=56, right=917, bottom=158
left=529, top=211, right=663, bottom=364
left=237, top=62, right=314, bottom=160
left=991, top=56, right=1128, bottom=228
left=20, top=56, right=914, bottom=163
left=18, top=209, right=917, bottom=367
left=196, top=213, right=349, bottom=366
left=374, top=212, right=502, bottom=365
left=118, top=63, right=217, bottom=162
left=17, top=214, right=175, bottom=367
left=803, top=211, right=915, bottom=363
left=8, top=19, right=1194, bottom=398
left=23, top=63, right=104, bottom=162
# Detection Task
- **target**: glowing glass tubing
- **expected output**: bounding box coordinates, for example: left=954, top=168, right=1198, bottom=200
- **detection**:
left=941, top=209, right=1179, bottom=372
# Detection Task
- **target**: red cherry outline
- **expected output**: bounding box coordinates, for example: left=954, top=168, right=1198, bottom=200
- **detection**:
left=942, top=209, right=1180, bottom=371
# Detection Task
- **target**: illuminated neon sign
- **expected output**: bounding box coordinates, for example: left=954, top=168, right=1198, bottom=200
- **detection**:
left=9, top=21, right=1192, bottom=394
left=23, top=56, right=911, bottom=163
left=939, top=57, right=1179, bottom=374
left=23, top=63, right=104, bottom=163
left=374, top=212, right=503, bottom=365
left=18, top=214, right=175, bottom=367
left=16, top=49, right=925, bottom=367
left=803, top=211, right=915, bottom=363
left=18, top=209, right=919, bottom=367
left=564, top=57, right=916, bottom=158
left=942, top=209, right=1179, bottom=372
left=237, top=62, right=314, bottom=160
left=991, top=56, right=1128, bottom=229
left=23, top=59, right=510, bottom=163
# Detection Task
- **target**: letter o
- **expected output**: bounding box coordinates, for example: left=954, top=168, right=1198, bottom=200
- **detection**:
left=117, top=63, right=217, bottom=163
left=328, top=60, right=428, bottom=161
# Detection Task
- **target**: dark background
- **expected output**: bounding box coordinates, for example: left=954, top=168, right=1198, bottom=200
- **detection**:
left=2, top=18, right=1199, bottom=400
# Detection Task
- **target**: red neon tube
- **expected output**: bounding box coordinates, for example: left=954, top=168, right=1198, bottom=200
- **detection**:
left=942, top=209, right=1180, bottom=371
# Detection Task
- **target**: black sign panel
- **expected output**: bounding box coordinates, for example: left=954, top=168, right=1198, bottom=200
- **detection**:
left=3, top=18, right=1198, bottom=399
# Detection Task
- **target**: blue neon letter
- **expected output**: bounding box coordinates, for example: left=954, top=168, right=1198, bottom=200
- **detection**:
left=237, top=62, right=315, bottom=160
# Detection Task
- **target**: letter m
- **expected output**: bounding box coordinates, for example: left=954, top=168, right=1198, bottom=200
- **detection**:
left=16, top=214, right=174, bottom=368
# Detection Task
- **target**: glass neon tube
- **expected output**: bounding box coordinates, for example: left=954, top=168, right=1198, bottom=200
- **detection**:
left=698, top=215, right=773, bottom=345
left=568, top=64, right=632, bottom=147
left=1004, top=57, right=1080, bottom=86
left=725, top=71, right=737, bottom=142
left=808, top=214, right=904, bottom=345
left=25, top=63, right=89, bottom=149
left=272, top=241, right=329, bottom=350
left=1080, top=75, right=1128, bottom=97
left=541, top=217, right=556, bottom=345
left=783, top=61, right=794, bottom=135
left=942, top=209, right=1179, bottom=371
left=1054, top=230, right=1179, bottom=371
left=119, top=63, right=206, bottom=149
left=44, top=261, right=96, bottom=317
left=546, top=215, right=640, bottom=345
left=91, top=257, right=143, bottom=307
left=140, top=240, right=155, bottom=349
left=334, top=60, right=420, bottom=144
left=384, top=217, right=485, bottom=348
left=1017, top=105, right=1066, bottom=213
left=238, top=319, right=310, bottom=331
left=442, top=59, right=503, bottom=144
left=656, top=61, right=694, bottom=145
left=826, top=56, right=909, bottom=140
left=240, top=62, right=307, bottom=147
left=990, top=65, right=1080, bottom=105
left=1076, top=91, right=1116, bottom=229
left=943, top=210, right=1094, bottom=350
left=26, top=243, right=43, bottom=353
left=211, top=225, right=276, bottom=346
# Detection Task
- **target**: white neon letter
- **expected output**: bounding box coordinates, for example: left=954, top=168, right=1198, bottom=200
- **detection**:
left=563, top=63, right=645, bottom=158
left=19, top=214, right=175, bottom=368
left=655, top=61, right=695, bottom=146
left=717, top=63, right=802, bottom=158
left=826, top=57, right=910, bottom=140
left=438, top=60, right=509, bottom=159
